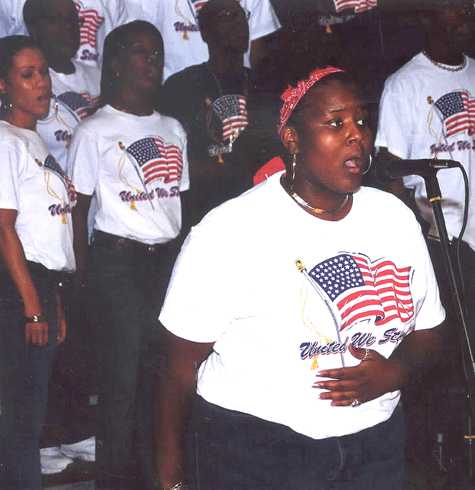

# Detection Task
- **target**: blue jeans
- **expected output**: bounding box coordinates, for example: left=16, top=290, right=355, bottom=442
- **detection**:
left=188, top=396, right=405, bottom=490
left=86, top=237, right=176, bottom=487
left=0, top=263, right=61, bottom=490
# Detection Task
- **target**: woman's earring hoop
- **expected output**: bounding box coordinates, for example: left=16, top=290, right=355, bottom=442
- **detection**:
left=362, top=154, right=372, bottom=175
left=292, top=152, right=297, bottom=183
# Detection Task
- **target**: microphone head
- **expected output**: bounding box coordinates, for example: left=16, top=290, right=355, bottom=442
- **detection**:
left=369, top=157, right=460, bottom=184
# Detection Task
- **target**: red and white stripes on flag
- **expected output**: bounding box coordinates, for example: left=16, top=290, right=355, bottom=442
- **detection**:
left=190, top=0, right=208, bottom=15
left=353, top=255, right=414, bottom=327
left=434, top=91, right=475, bottom=138
left=309, top=253, right=414, bottom=331
left=211, top=94, right=248, bottom=142
left=333, top=0, right=377, bottom=13
left=125, top=137, right=183, bottom=186
left=74, top=2, right=104, bottom=49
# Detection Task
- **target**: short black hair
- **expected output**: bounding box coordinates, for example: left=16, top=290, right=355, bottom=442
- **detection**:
left=23, top=0, right=74, bottom=30
left=198, top=0, right=243, bottom=38
left=99, top=20, right=162, bottom=107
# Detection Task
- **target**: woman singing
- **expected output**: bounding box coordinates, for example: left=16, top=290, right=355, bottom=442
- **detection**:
left=0, top=35, right=76, bottom=489
left=69, top=21, right=189, bottom=489
left=155, top=68, right=445, bottom=490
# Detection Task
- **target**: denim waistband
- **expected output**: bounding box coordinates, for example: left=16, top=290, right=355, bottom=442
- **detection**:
left=92, top=230, right=175, bottom=256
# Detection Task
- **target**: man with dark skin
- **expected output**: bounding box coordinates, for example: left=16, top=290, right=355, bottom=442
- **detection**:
left=24, top=0, right=100, bottom=171
left=376, top=0, right=475, bottom=480
left=24, top=0, right=80, bottom=75
left=159, top=0, right=255, bottom=235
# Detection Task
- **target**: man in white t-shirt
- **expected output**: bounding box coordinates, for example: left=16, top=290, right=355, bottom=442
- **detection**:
left=376, top=0, right=475, bottom=328
left=128, top=0, right=281, bottom=81
left=375, top=0, right=475, bottom=475
left=73, top=0, right=131, bottom=65
left=0, top=0, right=130, bottom=67
left=24, top=0, right=101, bottom=171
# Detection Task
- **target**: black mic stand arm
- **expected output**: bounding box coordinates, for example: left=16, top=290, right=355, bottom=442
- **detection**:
left=424, top=173, right=475, bottom=478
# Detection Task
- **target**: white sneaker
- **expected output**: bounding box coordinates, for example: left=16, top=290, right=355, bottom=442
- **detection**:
left=40, top=446, right=74, bottom=474
left=60, top=436, right=96, bottom=462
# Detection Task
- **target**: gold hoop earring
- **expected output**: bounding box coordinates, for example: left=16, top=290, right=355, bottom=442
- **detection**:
left=362, top=154, right=372, bottom=175
left=292, top=152, right=297, bottom=189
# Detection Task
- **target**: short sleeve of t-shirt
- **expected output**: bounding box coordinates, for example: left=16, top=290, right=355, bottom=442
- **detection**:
left=174, top=121, right=190, bottom=192
left=245, top=0, right=281, bottom=40
left=68, top=125, right=100, bottom=196
left=160, top=223, right=235, bottom=342
left=0, top=143, right=22, bottom=211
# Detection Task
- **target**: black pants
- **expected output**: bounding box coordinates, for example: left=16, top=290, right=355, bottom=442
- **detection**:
left=86, top=234, right=176, bottom=488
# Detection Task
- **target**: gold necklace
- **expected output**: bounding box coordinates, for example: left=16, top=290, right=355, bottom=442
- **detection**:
left=281, top=176, right=349, bottom=215
left=291, top=191, right=349, bottom=214
left=423, top=50, right=467, bottom=72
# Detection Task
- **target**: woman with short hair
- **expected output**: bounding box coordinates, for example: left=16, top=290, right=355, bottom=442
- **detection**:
left=155, top=67, right=445, bottom=490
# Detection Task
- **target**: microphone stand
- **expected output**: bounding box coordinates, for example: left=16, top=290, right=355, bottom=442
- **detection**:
left=424, top=173, right=475, bottom=481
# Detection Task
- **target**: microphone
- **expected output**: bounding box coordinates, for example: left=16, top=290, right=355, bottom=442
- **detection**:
left=372, top=158, right=460, bottom=184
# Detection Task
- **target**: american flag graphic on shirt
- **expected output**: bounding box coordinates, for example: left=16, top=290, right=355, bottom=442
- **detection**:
left=211, top=94, right=248, bottom=142
left=308, top=253, right=414, bottom=331
left=57, top=92, right=98, bottom=121
left=74, top=1, right=104, bottom=49
left=333, top=0, right=377, bottom=13
left=44, top=155, right=77, bottom=203
left=125, top=137, right=183, bottom=186
left=434, top=91, right=475, bottom=137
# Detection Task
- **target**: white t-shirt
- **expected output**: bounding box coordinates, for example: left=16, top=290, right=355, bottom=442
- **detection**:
left=0, top=1, right=27, bottom=38
left=1, top=0, right=130, bottom=67
left=160, top=174, right=444, bottom=440
left=376, top=52, right=475, bottom=250
left=129, top=0, right=281, bottom=81
left=68, top=105, right=190, bottom=244
left=0, top=121, right=76, bottom=272
left=73, top=0, right=131, bottom=66
left=38, top=60, right=100, bottom=172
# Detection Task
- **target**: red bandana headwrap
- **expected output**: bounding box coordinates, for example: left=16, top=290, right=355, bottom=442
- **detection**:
left=277, top=66, right=345, bottom=136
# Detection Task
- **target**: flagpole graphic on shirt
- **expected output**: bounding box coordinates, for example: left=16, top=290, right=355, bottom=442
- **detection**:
left=296, top=260, right=346, bottom=368
left=118, top=141, right=155, bottom=210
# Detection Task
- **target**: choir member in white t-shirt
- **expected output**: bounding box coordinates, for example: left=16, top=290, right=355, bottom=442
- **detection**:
left=0, top=35, right=76, bottom=490
left=0, top=0, right=131, bottom=68
left=69, top=20, right=189, bottom=489
left=128, top=0, right=281, bottom=81
left=155, top=68, right=446, bottom=490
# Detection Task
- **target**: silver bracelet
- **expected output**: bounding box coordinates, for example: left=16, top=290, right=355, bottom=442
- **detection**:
left=158, top=481, right=187, bottom=490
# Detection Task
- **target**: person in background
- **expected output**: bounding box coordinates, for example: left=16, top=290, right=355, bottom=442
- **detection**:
left=155, top=67, right=445, bottom=490
left=160, top=0, right=256, bottom=233
left=375, top=0, right=475, bottom=477
left=22, top=0, right=100, bottom=474
left=0, top=0, right=131, bottom=68
left=128, top=0, right=281, bottom=81
left=24, top=0, right=100, bottom=172
left=69, top=21, right=189, bottom=489
left=0, top=35, right=76, bottom=489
